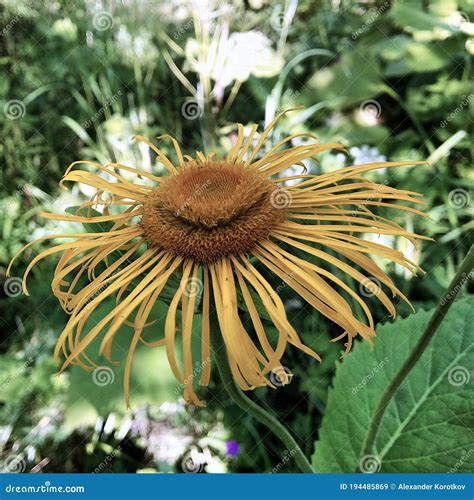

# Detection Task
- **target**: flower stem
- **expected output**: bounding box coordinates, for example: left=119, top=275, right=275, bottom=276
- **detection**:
left=359, top=245, right=474, bottom=469
left=210, top=313, right=314, bottom=473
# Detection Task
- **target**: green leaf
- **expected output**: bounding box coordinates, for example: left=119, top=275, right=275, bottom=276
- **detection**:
left=65, top=205, right=114, bottom=233
left=237, top=285, right=271, bottom=321
left=312, top=296, right=474, bottom=473
left=389, top=2, right=458, bottom=33
left=305, top=49, right=384, bottom=110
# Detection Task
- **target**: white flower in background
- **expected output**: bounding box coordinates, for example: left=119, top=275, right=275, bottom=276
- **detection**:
left=350, top=145, right=386, bottom=166
left=363, top=233, right=395, bottom=271
left=102, top=115, right=156, bottom=177
left=396, top=217, right=420, bottom=279
left=205, top=456, right=227, bottom=473
left=115, top=26, right=159, bottom=65
left=280, top=163, right=310, bottom=186
left=185, top=31, right=283, bottom=88
left=52, top=18, right=78, bottom=40
left=320, top=152, right=346, bottom=172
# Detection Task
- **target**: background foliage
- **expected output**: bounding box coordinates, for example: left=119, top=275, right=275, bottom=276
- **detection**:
left=0, top=0, right=472, bottom=473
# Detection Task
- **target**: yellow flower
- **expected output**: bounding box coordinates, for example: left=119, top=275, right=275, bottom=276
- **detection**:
left=8, top=110, right=429, bottom=407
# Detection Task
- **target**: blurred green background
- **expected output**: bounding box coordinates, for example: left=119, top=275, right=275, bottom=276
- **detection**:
left=0, top=0, right=472, bottom=473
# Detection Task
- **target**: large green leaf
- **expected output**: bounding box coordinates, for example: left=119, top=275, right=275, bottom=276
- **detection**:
left=312, top=296, right=474, bottom=473
left=304, top=48, right=384, bottom=110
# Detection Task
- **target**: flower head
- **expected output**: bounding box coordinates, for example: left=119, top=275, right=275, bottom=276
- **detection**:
left=9, top=110, right=429, bottom=407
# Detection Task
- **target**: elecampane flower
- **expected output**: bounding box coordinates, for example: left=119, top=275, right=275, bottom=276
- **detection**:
left=9, top=110, right=428, bottom=407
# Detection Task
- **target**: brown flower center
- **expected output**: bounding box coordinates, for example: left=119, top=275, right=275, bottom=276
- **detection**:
left=141, top=161, right=285, bottom=262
